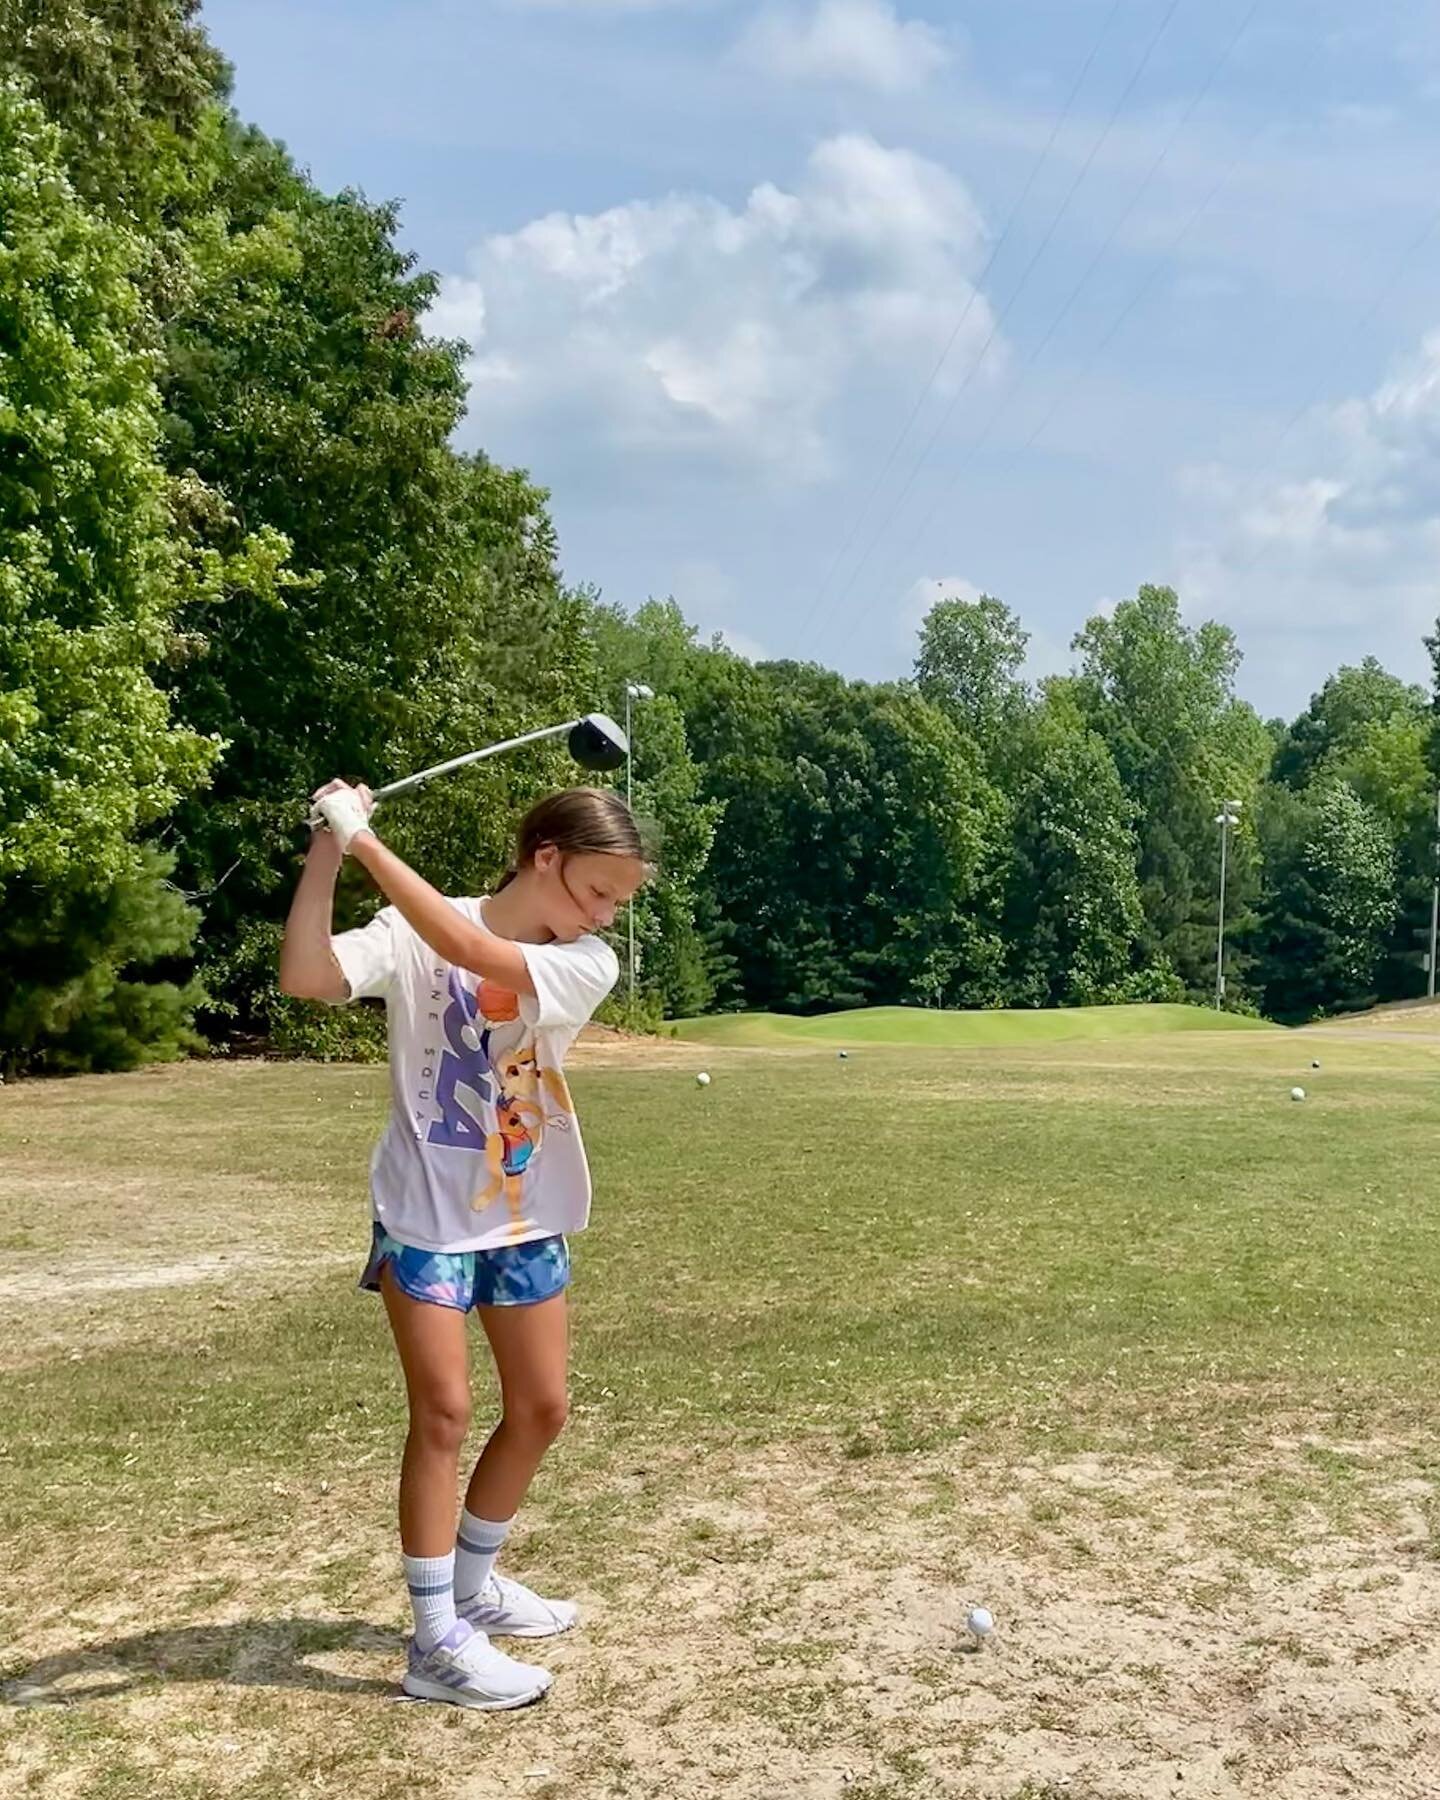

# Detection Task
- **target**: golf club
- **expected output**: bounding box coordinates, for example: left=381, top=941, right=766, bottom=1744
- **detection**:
left=306, top=711, right=629, bottom=827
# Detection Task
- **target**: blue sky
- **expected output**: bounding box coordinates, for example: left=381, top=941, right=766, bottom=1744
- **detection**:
left=205, top=0, right=1440, bottom=718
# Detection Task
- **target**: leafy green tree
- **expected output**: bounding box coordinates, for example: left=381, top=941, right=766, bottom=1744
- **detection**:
left=1003, top=683, right=1146, bottom=1006
left=0, top=848, right=203, bottom=1075
left=1253, top=782, right=1398, bottom=1019
left=0, top=0, right=228, bottom=235
left=1325, top=712, right=1433, bottom=1000
left=1267, top=661, right=1432, bottom=1002
left=143, top=116, right=607, bottom=1029
left=1072, top=585, right=1272, bottom=1000
left=676, top=653, right=1007, bottom=1013
left=1272, top=658, right=1428, bottom=791
left=915, top=592, right=1030, bottom=766
left=0, top=84, right=217, bottom=1072
left=581, top=600, right=722, bottom=1018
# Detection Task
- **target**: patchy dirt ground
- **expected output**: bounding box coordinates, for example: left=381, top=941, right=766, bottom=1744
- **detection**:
left=571, top=1024, right=717, bottom=1067
left=6, top=1047, right=1440, bottom=1798
left=5, top=1438, right=1440, bottom=1799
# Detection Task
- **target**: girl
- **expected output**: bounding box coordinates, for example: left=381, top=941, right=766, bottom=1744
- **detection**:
left=280, top=778, right=648, bottom=1710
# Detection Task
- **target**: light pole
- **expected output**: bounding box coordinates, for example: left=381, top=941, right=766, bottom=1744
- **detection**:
left=623, top=682, right=653, bottom=1006
left=1214, top=799, right=1243, bottom=1010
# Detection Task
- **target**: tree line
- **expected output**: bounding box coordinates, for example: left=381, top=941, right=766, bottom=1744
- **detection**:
left=2, top=0, right=1437, bottom=1076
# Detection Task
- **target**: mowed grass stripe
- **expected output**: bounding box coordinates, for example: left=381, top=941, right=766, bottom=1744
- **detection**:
left=671, top=1002, right=1278, bottom=1048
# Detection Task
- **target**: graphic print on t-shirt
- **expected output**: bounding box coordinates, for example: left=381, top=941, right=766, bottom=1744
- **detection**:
left=424, top=968, right=494, bottom=1151
left=425, top=967, right=574, bottom=1237
left=330, top=897, right=617, bottom=1252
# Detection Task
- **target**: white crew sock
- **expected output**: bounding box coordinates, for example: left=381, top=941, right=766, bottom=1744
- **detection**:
left=403, top=1550, right=458, bottom=1652
left=455, top=1510, right=514, bottom=1601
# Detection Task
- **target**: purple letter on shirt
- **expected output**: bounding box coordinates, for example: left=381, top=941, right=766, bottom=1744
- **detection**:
left=426, top=971, right=493, bottom=1150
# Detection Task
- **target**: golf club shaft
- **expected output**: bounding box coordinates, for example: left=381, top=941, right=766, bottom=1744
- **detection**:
left=304, top=718, right=582, bottom=829
left=370, top=720, right=577, bottom=804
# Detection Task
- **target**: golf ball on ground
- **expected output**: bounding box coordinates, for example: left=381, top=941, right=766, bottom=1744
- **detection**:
left=838, top=1050, right=849, bottom=1060
left=696, top=1072, right=711, bottom=1087
left=966, top=1606, right=994, bottom=1639
left=1290, top=1086, right=1306, bottom=1102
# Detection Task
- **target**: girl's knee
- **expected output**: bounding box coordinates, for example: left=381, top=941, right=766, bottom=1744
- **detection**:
left=506, top=1390, right=569, bottom=1445
left=410, top=1388, right=472, bottom=1454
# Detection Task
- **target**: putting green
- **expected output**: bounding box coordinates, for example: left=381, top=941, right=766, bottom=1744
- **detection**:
left=670, top=1002, right=1277, bottom=1048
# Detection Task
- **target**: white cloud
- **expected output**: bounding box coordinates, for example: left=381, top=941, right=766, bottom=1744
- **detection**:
left=431, top=135, right=997, bottom=482
left=736, top=0, right=951, bottom=93
left=1179, top=331, right=1440, bottom=708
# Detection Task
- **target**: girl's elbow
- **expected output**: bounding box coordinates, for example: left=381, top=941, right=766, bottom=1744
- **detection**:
left=279, top=963, right=339, bottom=1002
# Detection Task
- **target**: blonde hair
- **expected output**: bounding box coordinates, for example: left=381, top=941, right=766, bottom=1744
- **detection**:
left=496, top=787, right=649, bottom=889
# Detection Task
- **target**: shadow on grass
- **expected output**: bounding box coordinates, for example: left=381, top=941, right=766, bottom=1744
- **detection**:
left=1, top=1617, right=403, bottom=1706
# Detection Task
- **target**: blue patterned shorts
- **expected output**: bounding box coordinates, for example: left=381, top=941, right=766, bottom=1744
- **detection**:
left=359, top=1222, right=571, bottom=1312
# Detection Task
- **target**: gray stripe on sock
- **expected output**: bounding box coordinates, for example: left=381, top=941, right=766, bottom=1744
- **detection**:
left=457, top=1533, right=505, bottom=1556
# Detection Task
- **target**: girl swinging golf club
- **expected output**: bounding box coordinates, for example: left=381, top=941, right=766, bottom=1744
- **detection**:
left=281, top=775, right=648, bottom=1710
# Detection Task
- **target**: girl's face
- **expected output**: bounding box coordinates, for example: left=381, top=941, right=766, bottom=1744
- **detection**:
left=532, top=845, right=648, bottom=939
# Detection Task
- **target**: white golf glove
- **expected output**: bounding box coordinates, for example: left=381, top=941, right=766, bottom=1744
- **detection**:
left=310, top=780, right=376, bottom=854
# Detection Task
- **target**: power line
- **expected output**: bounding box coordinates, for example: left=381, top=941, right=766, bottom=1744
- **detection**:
left=1013, top=25, right=1333, bottom=470
left=1020, top=34, right=1296, bottom=459
left=1008, top=0, right=1267, bottom=457
left=832, top=0, right=1265, bottom=659
left=790, top=0, right=1128, bottom=647
left=811, top=0, right=1189, bottom=649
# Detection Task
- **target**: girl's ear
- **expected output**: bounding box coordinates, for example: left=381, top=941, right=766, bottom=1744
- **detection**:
left=532, top=842, right=560, bottom=875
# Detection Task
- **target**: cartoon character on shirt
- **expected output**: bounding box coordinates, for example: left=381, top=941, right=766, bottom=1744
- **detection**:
left=474, top=1094, right=545, bottom=1235
left=492, top=1041, right=575, bottom=1121
left=471, top=984, right=575, bottom=1235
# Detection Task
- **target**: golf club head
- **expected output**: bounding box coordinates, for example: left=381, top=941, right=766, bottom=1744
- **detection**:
left=568, top=711, right=629, bottom=771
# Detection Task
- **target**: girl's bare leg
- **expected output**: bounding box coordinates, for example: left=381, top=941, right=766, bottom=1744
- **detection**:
left=380, top=1265, right=472, bottom=1554
left=464, top=1291, right=570, bottom=1520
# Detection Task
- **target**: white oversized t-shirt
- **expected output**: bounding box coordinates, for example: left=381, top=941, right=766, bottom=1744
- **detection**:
left=330, top=898, right=618, bottom=1253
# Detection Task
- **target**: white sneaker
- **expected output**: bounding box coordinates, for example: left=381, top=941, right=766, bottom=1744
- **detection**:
left=457, top=1572, right=580, bottom=1639
left=402, top=1620, right=553, bottom=1710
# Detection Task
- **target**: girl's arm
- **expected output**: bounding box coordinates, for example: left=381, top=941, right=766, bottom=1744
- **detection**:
left=346, top=831, right=537, bottom=997
left=278, top=833, right=351, bottom=1002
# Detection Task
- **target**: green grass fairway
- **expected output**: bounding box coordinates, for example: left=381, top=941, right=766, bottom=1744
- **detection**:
left=3, top=1025, right=1439, bottom=1798
left=673, top=1000, right=1277, bottom=1047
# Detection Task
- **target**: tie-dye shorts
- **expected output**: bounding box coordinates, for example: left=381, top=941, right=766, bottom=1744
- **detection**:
left=359, top=1222, right=571, bottom=1312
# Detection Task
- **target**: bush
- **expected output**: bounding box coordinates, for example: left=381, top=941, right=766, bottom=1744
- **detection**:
left=0, top=849, right=205, bottom=1077
left=199, top=917, right=387, bottom=1062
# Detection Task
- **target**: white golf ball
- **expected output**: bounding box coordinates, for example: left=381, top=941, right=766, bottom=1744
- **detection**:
left=696, top=1072, right=711, bottom=1087
left=838, top=1050, right=849, bottom=1060
left=1290, top=1086, right=1306, bottom=1102
left=967, top=1606, right=994, bottom=1639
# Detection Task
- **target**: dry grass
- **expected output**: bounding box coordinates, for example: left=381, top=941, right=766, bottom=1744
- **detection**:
left=4, top=1031, right=1440, bottom=1797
